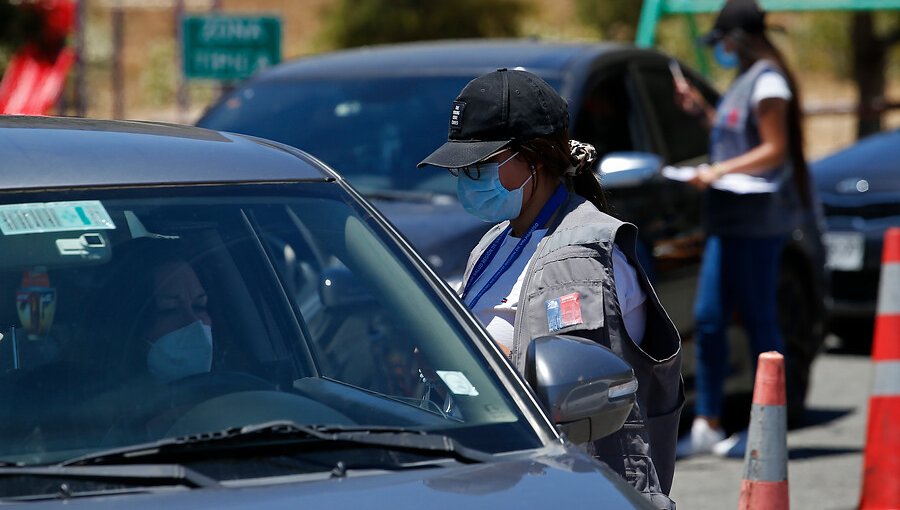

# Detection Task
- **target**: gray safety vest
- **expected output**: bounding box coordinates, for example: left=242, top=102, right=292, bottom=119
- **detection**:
left=462, top=192, right=683, bottom=510
left=707, top=59, right=803, bottom=237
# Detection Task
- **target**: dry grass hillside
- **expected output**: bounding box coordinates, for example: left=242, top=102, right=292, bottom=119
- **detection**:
left=72, top=0, right=898, bottom=160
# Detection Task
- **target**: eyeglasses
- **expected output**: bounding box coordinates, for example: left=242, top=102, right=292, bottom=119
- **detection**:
left=448, top=151, right=518, bottom=180
left=448, top=166, right=481, bottom=180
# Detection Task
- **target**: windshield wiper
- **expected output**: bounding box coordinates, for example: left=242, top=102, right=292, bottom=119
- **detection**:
left=61, top=421, right=492, bottom=467
left=0, top=464, right=219, bottom=489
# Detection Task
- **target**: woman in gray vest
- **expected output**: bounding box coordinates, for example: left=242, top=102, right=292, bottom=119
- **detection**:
left=418, top=68, right=683, bottom=510
left=672, top=0, right=814, bottom=458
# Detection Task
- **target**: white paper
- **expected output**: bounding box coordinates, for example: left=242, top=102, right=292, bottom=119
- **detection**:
left=662, top=166, right=778, bottom=194
left=0, top=201, right=116, bottom=236
left=435, top=370, right=479, bottom=396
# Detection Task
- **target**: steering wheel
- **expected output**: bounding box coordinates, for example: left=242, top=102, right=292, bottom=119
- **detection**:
left=124, top=371, right=277, bottom=440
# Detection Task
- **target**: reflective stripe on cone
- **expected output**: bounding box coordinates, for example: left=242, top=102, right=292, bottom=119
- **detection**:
left=859, top=228, right=900, bottom=510
left=738, top=351, right=789, bottom=510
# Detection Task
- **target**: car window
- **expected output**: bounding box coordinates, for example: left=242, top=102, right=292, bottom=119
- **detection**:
left=572, top=69, right=647, bottom=158
left=199, top=75, right=564, bottom=197
left=0, top=183, right=540, bottom=466
left=199, top=77, right=472, bottom=196
left=633, top=64, right=712, bottom=164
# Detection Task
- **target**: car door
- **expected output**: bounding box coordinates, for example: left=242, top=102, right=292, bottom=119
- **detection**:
left=627, top=56, right=718, bottom=337
left=570, top=55, right=709, bottom=337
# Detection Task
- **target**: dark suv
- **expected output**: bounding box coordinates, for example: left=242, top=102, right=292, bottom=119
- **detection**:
left=197, top=39, right=828, bottom=426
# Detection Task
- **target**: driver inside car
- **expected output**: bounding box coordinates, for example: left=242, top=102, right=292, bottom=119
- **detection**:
left=141, top=257, right=214, bottom=383
left=83, top=237, right=218, bottom=388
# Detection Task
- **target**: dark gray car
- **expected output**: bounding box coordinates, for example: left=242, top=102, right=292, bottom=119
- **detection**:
left=0, top=115, right=652, bottom=507
left=197, top=39, right=828, bottom=426
left=813, top=128, right=900, bottom=347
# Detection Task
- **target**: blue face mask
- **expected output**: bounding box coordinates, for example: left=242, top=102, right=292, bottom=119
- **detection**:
left=147, top=320, right=213, bottom=383
left=456, top=152, right=532, bottom=222
left=714, top=41, right=738, bottom=69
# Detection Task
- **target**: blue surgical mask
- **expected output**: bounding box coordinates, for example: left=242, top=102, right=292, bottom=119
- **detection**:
left=147, top=320, right=213, bottom=383
left=456, top=152, right=531, bottom=222
left=714, top=41, right=738, bottom=69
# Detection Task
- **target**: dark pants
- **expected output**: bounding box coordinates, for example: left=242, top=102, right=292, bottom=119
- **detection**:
left=693, top=234, right=786, bottom=418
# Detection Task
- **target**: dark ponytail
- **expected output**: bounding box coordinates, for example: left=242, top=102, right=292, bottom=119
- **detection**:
left=517, top=131, right=610, bottom=213
left=735, top=31, right=812, bottom=209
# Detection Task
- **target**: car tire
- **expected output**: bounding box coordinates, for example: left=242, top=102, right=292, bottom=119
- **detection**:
left=778, top=261, right=823, bottom=428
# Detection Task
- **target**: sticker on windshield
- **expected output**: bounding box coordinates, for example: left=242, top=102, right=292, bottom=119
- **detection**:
left=0, top=201, right=115, bottom=236
left=436, top=370, right=479, bottom=396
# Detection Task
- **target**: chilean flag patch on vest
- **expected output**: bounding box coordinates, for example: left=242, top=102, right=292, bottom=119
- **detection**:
left=727, top=107, right=741, bottom=127
left=546, top=292, right=584, bottom=332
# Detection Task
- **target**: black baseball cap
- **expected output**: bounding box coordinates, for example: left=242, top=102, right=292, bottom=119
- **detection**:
left=700, top=0, right=767, bottom=45
left=417, top=68, right=568, bottom=169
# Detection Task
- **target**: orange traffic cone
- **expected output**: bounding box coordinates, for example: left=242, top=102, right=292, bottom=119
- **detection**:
left=859, top=227, right=900, bottom=509
left=738, top=351, right=789, bottom=510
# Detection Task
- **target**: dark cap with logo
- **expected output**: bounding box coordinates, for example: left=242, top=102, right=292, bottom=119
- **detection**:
left=417, top=68, right=568, bottom=169
left=701, top=0, right=767, bottom=45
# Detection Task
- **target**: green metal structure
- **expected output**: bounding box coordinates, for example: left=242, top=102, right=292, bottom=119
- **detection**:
left=637, top=0, right=900, bottom=74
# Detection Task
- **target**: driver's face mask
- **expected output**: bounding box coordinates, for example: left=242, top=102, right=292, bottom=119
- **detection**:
left=147, top=320, right=213, bottom=383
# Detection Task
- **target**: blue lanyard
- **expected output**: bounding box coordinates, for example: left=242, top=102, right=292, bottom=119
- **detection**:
left=463, top=184, right=567, bottom=308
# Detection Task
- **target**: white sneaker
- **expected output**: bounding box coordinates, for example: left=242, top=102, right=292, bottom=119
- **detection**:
left=675, top=419, right=726, bottom=458
left=712, top=430, right=748, bottom=458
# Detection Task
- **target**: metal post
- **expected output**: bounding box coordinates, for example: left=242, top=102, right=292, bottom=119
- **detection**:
left=112, top=5, right=124, bottom=119
left=636, top=0, right=665, bottom=48
left=211, top=0, right=228, bottom=98
left=11, top=328, right=18, bottom=370
left=74, top=0, right=87, bottom=116
left=685, top=14, right=711, bottom=77
left=175, top=0, right=188, bottom=124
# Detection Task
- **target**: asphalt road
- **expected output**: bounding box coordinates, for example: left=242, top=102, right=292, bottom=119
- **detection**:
left=670, top=335, right=873, bottom=509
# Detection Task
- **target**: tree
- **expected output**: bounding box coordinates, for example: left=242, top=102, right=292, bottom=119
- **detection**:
left=852, top=12, right=900, bottom=139
left=319, top=0, right=528, bottom=50
left=574, top=0, right=642, bottom=41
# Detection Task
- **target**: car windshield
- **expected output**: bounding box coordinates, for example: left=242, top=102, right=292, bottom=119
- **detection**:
left=0, top=183, right=539, bottom=468
left=198, top=75, right=559, bottom=196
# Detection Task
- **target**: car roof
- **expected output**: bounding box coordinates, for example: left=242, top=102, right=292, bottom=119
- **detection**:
left=812, top=128, right=900, bottom=175
left=257, top=39, right=640, bottom=82
left=0, top=116, right=333, bottom=191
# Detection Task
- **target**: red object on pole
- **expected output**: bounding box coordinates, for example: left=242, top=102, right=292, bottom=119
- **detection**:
left=738, top=351, right=789, bottom=510
left=0, top=0, right=77, bottom=115
left=0, top=44, right=76, bottom=115
left=859, top=227, right=900, bottom=510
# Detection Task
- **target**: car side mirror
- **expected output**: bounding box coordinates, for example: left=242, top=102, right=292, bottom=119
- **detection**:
left=524, top=335, right=636, bottom=444
left=596, top=151, right=663, bottom=189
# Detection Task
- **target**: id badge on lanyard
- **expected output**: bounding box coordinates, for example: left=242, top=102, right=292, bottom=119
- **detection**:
left=462, top=184, right=567, bottom=308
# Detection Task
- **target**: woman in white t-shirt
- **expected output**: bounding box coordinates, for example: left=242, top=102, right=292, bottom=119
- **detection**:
left=672, top=0, right=816, bottom=459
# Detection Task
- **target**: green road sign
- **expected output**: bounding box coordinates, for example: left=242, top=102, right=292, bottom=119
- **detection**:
left=182, top=15, right=281, bottom=81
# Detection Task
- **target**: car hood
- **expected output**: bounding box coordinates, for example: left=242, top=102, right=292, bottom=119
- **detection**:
left=369, top=196, right=493, bottom=281
left=22, top=449, right=651, bottom=509
left=812, top=130, right=900, bottom=204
